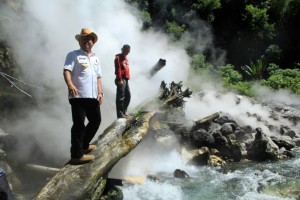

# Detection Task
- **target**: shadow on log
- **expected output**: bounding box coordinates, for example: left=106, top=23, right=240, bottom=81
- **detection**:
left=35, top=111, right=154, bottom=200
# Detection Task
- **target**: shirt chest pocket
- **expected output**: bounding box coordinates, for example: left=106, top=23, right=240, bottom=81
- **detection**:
left=90, top=58, right=100, bottom=72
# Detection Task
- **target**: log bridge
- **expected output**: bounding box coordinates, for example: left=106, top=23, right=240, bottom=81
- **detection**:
left=35, top=111, right=154, bottom=200
left=35, top=81, right=191, bottom=199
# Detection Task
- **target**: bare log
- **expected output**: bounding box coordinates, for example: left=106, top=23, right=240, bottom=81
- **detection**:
left=35, top=111, right=155, bottom=200
left=148, top=59, right=166, bottom=78
left=194, top=112, right=220, bottom=126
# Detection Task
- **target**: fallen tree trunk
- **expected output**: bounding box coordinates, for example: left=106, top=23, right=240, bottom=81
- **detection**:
left=35, top=111, right=155, bottom=200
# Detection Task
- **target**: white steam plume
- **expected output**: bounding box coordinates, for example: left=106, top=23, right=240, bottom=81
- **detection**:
left=0, top=0, right=192, bottom=163
left=2, top=0, right=298, bottom=175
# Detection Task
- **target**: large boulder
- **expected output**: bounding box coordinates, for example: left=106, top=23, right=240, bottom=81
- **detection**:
left=270, top=135, right=296, bottom=150
left=190, top=129, right=215, bottom=148
left=188, top=147, right=210, bottom=166
left=220, top=123, right=236, bottom=136
left=212, top=131, right=242, bottom=162
left=247, top=128, right=279, bottom=161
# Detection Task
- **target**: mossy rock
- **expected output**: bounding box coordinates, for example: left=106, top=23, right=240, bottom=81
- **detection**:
left=261, top=179, right=300, bottom=199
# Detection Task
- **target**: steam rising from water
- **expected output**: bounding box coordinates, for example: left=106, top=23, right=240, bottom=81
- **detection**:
left=1, top=0, right=299, bottom=169
left=0, top=0, right=192, bottom=163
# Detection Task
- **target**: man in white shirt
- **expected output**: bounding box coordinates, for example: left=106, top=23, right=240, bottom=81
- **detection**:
left=63, top=28, right=103, bottom=165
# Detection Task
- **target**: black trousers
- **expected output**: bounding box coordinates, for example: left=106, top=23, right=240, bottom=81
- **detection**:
left=69, top=98, right=101, bottom=158
left=115, top=78, right=131, bottom=118
left=0, top=168, right=15, bottom=200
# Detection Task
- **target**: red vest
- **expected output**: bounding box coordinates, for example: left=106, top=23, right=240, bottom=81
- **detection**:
left=114, top=54, right=130, bottom=81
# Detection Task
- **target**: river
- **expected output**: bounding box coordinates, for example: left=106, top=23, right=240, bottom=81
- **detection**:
left=119, top=147, right=300, bottom=200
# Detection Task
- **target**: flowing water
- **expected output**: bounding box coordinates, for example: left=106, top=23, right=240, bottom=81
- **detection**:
left=10, top=126, right=300, bottom=200
left=111, top=139, right=300, bottom=200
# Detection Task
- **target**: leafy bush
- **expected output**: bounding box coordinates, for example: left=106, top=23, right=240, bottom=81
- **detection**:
left=140, top=10, right=152, bottom=29
left=241, top=59, right=266, bottom=80
left=243, top=4, right=275, bottom=39
left=191, top=53, right=206, bottom=71
left=192, top=0, right=221, bottom=22
left=227, top=81, right=255, bottom=97
left=191, top=53, right=219, bottom=79
left=166, top=21, right=186, bottom=41
left=261, top=68, right=300, bottom=94
left=219, top=64, right=243, bottom=84
left=219, top=64, right=255, bottom=96
left=266, top=63, right=280, bottom=76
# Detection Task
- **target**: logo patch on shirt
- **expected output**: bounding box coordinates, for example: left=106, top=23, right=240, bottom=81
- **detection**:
left=82, top=64, right=88, bottom=70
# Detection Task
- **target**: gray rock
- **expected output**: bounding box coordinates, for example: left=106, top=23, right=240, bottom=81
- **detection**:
left=293, top=138, right=300, bottom=146
left=283, top=129, right=297, bottom=138
left=208, top=122, right=221, bottom=133
left=234, top=128, right=252, bottom=141
left=189, top=147, right=210, bottom=166
left=270, top=135, right=296, bottom=150
left=220, top=123, right=235, bottom=136
left=247, top=128, right=280, bottom=161
left=173, top=169, right=189, bottom=178
left=191, top=129, right=215, bottom=148
left=214, top=115, right=237, bottom=126
left=241, top=125, right=253, bottom=134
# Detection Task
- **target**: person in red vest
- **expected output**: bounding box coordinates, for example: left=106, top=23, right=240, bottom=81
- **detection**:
left=114, top=44, right=131, bottom=118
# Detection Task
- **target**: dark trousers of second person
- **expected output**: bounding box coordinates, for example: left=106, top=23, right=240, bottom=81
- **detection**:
left=115, top=78, right=131, bottom=118
left=69, top=98, right=101, bottom=159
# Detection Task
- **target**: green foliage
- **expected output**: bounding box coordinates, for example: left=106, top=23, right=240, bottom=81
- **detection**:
left=193, top=0, right=221, bottom=11
left=266, top=63, right=280, bottom=76
left=191, top=53, right=206, bottom=71
left=125, top=0, right=149, bottom=10
left=126, top=0, right=300, bottom=70
left=140, top=10, right=152, bottom=29
left=243, top=4, right=275, bottom=39
left=227, top=81, right=255, bottom=97
left=166, top=21, right=186, bottom=41
left=219, top=64, right=243, bottom=84
left=264, top=44, right=282, bottom=63
left=191, top=53, right=218, bottom=76
left=189, top=53, right=221, bottom=88
left=0, top=47, right=17, bottom=75
left=267, top=0, right=292, bottom=18
left=192, top=0, right=221, bottom=21
left=262, top=68, right=300, bottom=94
left=218, top=64, right=254, bottom=96
left=241, top=59, right=266, bottom=80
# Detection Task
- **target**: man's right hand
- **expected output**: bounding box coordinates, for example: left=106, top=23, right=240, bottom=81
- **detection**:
left=118, top=80, right=124, bottom=86
left=69, top=85, right=79, bottom=96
